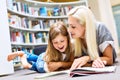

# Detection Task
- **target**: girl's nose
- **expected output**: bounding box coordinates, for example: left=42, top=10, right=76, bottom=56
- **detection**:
left=58, top=43, right=62, bottom=47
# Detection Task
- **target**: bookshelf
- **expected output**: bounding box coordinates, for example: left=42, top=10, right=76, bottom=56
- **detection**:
left=0, top=0, right=14, bottom=75
left=6, top=0, right=88, bottom=69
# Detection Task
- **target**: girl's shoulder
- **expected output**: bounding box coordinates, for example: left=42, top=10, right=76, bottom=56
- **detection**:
left=38, top=52, right=46, bottom=57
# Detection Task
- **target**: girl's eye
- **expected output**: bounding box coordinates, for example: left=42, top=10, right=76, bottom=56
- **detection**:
left=61, top=40, right=64, bottom=42
left=53, top=42, right=57, bottom=44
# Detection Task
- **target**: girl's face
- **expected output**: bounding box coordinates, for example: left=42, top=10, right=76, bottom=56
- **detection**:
left=52, top=34, right=68, bottom=53
left=68, top=16, right=85, bottom=39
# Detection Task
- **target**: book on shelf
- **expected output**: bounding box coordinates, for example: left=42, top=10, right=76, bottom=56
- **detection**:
left=39, top=7, right=47, bottom=16
left=34, top=66, right=116, bottom=79
left=7, top=0, right=74, bottom=16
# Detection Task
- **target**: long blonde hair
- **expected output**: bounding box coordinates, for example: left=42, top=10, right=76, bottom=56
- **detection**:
left=44, top=21, right=73, bottom=62
left=67, top=6, right=99, bottom=60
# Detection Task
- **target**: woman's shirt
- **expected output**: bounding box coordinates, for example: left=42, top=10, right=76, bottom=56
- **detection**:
left=96, top=22, right=117, bottom=62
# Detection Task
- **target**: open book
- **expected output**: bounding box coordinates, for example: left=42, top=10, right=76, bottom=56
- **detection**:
left=35, top=66, right=116, bottom=79
left=70, top=66, right=116, bottom=77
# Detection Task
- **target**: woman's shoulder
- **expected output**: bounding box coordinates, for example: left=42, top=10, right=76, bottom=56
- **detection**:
left=96, top=22, right=110, bottom=33
left=96, top=22, right=107, bottom=30
left=96, top=22, right=113, bottom=44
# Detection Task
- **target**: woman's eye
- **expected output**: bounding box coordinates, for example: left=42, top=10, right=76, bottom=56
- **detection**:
left=71, top=26, right=76, bottom=29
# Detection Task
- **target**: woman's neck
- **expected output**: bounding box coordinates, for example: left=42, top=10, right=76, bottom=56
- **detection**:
left=81, top=38, right=87, bottom=49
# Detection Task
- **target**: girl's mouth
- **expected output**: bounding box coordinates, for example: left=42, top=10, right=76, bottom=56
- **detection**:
left=59, top=46, right=64, bottom=50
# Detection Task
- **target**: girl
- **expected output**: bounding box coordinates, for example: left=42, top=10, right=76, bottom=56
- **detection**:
left=7, top=21, right=74, bottom=72
left=67, top=6, right=117, bottom=69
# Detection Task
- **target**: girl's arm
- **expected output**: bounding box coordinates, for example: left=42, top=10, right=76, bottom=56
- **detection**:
left=47, top=52, right=74, bottom=72
left=58, top=52, right=74, bottom=69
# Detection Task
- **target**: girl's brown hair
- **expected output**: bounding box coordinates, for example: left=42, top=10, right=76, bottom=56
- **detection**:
left=44, top=21, right=73, bottom=62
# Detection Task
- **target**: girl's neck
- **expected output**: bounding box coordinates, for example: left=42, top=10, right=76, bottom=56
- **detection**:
left=61, top=52, right=65, bottom=54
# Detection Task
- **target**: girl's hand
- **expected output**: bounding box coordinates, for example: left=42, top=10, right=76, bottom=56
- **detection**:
left=92, top=58, right=107, bottom=68
left=70, top=56, right=90, bottom=70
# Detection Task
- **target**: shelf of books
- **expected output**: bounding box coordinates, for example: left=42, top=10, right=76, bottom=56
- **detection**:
left=6, top=0, right=88, bottom=69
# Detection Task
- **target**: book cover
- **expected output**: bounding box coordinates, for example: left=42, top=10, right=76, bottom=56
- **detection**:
left=39, top=7, right=47, bottom=16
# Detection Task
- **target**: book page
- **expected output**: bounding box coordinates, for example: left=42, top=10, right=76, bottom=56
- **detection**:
left=72, top=66, right=116, bottom=72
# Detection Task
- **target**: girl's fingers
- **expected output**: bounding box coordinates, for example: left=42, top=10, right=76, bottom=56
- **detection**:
left=71, top=56, right=90, bottom=70
left=70, top=61, right=77, bottom=70
left=70, top=60, right=82, bottom=70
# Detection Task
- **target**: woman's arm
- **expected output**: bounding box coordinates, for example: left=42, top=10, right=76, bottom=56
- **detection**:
left=92, top=44, right=113, bottom=68
left=100, top=44, right=113, bottom=65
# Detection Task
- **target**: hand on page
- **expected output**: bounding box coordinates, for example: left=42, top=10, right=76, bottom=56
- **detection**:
left=70, top=56, right=90, bottom=70
left=92, top=58, right=106, bottom=68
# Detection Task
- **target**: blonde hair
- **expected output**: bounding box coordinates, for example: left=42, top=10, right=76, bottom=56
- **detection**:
left=67, top=6, right=99, bottom=60
left=44, top=21, right=73, bottom=62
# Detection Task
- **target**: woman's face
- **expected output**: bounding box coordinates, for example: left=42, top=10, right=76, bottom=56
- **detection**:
left=68, top=16, right=85, bottom=39
left=52, top=34, right=68, bottom=53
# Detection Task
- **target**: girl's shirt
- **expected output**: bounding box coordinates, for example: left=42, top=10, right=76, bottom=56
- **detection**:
left=62, top=53, right=67, bottom=61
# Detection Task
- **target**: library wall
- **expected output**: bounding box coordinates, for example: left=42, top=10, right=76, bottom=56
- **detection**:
left=88, top=0, right=119, bottom=54
left=110, top=0, right=120, bottom=6
left=112, top=4, right=120, bottom=49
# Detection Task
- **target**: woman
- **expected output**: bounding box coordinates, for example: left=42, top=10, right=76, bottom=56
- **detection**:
left=67, top=6, right=117, bottom=69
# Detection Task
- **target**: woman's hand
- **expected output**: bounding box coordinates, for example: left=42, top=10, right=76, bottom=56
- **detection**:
left=70, top=56, right=90, bottom=70
left=92, top=58, right=107, bottom=68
